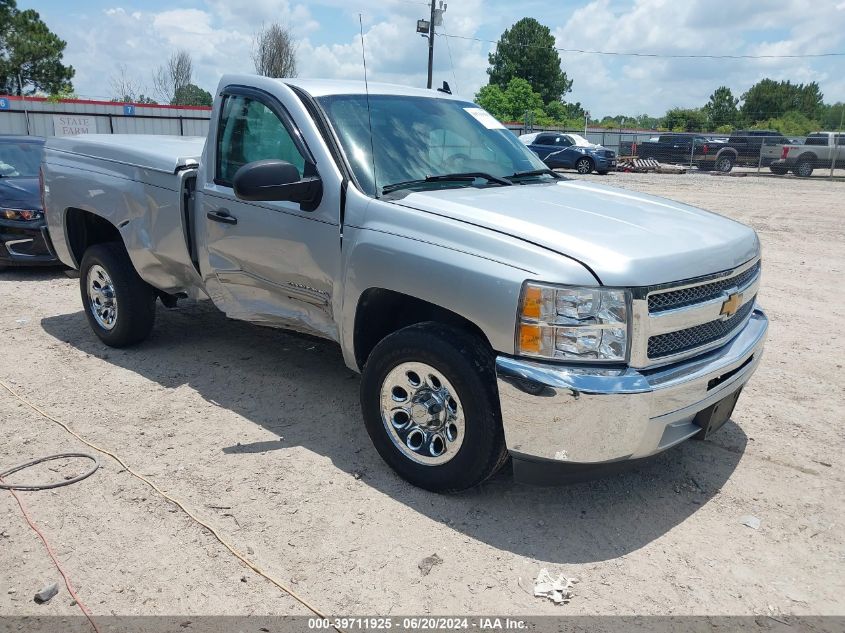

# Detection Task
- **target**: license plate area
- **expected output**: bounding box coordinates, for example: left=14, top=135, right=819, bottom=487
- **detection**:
left=693, top=387, right=743, bottom=440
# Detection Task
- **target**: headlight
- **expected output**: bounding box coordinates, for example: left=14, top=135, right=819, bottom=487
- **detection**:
left=1, top=208, right=42, bottom=221
left=516, top=282, right=630, bottom=362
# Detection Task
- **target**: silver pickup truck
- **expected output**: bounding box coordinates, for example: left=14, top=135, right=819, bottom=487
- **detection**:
left=762, top=131, right=845, bottom=177
left=42, top=75, right=768, bottom=491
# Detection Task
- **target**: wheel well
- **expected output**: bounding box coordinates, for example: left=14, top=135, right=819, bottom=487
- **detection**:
left=796, top=152, right=816, bottom=164
left=715, top=148, right=737, bottom=159
left=65, top=208, right=123, bottom=266
left=353, top=288, right=492, bottom=370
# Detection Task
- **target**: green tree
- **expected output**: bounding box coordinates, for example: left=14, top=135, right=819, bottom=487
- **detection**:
left=741, top=79, right=824, bottom=124
left=111, top=94, right=157, bottom=105
left=486, top=17, right=572, bottom=105
left=755, top=110, right=821, bottom=136
left=662, top=107, right=707, bottom=132
left=476, top=78, right=545, bottom=122
left=172, top=83, right=212, bottom=107
left=474, top=84, right=509, bottom=120
left=0, top=0, right=74, bottom=95
left=704, top=86, right=739, bottom=129
left=821, top=102, right=845, bottom=130
left=503, top=77, right=544, bottom=120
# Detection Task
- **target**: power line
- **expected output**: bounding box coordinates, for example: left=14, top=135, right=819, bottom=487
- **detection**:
left=436, top=33, right=845, bottom=60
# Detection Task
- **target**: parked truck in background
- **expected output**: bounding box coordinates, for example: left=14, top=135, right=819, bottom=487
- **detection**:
left=42, top=75, right=768, bottom=492
left=723, top=130, right=789, bottom=167
left=762, top=132, right=845, bottom=177
left=635, top=133, right=736, bottom=172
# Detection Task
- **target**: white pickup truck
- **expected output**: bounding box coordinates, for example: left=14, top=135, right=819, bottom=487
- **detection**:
left=762, top=131, right=845, bottom=176
left=42, top=75, right=768, bottom=491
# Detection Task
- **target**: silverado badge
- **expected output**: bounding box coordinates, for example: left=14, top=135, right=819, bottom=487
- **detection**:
left=720, top=292, right=743, bottom=318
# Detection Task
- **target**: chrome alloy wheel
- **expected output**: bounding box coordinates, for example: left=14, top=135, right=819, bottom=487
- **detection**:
left=716, top=157, right=733, bottom=172
left=379, top=362, right=465, bottom=466
left=576, top=157, right=592, bottom=174
left=87, top=264, right=118, bottom=330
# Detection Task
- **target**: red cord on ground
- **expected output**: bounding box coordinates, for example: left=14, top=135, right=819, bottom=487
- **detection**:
left=1, top=476, right=101, bottom=633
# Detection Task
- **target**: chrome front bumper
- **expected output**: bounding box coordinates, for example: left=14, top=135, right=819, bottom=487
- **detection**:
left=495, top=307, right=768, bottom=466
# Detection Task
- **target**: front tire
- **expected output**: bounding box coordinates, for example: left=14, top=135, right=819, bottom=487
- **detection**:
left=575, top=157, right=594, bottom=174
left=360, top=323, right=508, bottom=492
left=79, top=242, right=156, bottom=347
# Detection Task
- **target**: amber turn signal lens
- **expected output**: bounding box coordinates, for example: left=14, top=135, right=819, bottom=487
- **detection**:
left=518, top=324, right=541, bottom=354
left=521, top=286, right=542, bottom=320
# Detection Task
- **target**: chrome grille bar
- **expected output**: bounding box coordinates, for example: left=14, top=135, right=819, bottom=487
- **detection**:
left=629, top=257, right=761, bottom=369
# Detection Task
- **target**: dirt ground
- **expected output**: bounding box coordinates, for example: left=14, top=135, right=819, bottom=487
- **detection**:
left=0, top=171, right=843, bottom=620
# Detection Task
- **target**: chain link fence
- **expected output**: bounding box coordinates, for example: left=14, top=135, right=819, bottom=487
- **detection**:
left=509, top=124, right=844, bottom=179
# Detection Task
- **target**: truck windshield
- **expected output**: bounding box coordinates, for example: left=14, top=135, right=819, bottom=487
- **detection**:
left=316, top=94, right=548, bottom=197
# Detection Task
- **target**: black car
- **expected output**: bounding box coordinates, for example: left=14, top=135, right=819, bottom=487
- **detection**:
left=520, top=132, right=617, bottom=174
left=0, top=136, right=56, bottom=270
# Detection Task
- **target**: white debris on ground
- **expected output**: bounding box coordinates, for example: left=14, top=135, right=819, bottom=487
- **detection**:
left=533, top=568, right=577, bottom=604
left=740, top=515, right=762, bottom=530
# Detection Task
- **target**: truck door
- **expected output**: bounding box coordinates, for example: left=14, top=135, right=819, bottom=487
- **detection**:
left=195, top=83, right=343, bottom=341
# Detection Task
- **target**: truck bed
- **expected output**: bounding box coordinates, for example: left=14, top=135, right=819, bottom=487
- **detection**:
left=47, top=134, right=205, bottom=176
left=43, top=134, right=205, bottom=295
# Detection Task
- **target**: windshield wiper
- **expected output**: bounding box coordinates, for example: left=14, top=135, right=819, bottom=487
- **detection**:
left=382, top=172, right=513, bottom=195
left=508, top=168, right=562, bottom=181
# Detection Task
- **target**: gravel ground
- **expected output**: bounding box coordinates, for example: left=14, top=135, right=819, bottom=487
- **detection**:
left=0, top=171, right=843, bottom=619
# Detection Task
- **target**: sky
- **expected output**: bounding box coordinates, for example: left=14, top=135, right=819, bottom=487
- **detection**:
left=27, top=0, right=845, bottom=117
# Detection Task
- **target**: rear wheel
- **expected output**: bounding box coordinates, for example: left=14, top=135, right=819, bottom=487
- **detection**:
left=575, top=157, right=594, bottom=174
left=360, top=323, right=508, bottom=492
left=715, top=155, right=734, bottom=173
left=79, top=242, right=156, bottom=347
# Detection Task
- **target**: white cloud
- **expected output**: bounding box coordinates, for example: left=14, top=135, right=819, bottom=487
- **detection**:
left=42, top=1, right=845, bottom=115
left=554, top=0, right=845, bottom=115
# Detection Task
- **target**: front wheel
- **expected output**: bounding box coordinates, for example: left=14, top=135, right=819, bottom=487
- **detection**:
left=79, top=242, right=156, bottom=347
left=575, top=157, right=594, bottom=174
left=360, top=323, right=508, bottom=492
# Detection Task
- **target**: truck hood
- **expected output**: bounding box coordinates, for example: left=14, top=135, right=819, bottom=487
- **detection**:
left=394, top=180, right=759, bottom=286
left=0, top=177, right=40, bottom=209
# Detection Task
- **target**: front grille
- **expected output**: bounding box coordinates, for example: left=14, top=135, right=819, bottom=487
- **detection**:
left=647, top=297, right=755, bottom=359
left=601, top=150, right=616, bottom=159
left=648, top=262, right=760, bottom=313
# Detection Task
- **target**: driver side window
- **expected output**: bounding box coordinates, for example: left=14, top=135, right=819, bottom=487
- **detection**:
left=216, top=94, right=306, bottom=185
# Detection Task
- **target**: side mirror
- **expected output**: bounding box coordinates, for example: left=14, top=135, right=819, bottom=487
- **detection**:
left=232, top=159, right=322, bottom=210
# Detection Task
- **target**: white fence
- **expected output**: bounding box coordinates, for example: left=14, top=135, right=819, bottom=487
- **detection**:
left=0, top=95, right=211, bottom=138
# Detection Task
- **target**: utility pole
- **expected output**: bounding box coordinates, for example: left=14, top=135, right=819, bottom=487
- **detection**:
left=418, top=2, right=446, bottom=89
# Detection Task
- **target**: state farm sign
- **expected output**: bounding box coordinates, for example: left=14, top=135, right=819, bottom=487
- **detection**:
left=53, top=115, right=95, bottom=136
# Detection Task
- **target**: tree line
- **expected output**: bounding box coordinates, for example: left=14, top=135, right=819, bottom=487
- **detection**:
left=475, top=17, right=843, bottom=136
left=0, top=1, right=298, bottom=107
left=3, top=2, right=842, bottom=133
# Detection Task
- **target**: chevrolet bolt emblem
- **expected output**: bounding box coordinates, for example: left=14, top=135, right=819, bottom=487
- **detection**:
left=720, top=292, right=742, bottom=318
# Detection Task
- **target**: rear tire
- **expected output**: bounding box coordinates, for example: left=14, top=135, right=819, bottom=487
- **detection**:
left=79, top=242, right=156, bottom=347
left=360, top=322, right=508, bottom=492
left=715, top=155, right=734, bottom=173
